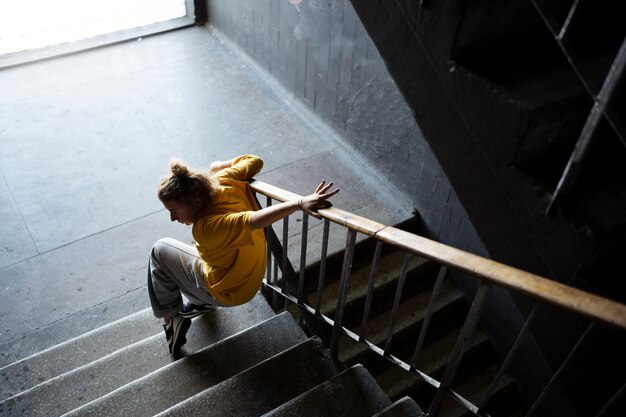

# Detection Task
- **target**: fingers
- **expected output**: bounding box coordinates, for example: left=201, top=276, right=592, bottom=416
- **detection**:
left=302, top=181, right=340, bottom=219
left=315, top=180, right=337, bottom=195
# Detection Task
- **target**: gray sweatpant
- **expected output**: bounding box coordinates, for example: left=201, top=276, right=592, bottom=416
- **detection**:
left=147, top=237, right=227, bottom=319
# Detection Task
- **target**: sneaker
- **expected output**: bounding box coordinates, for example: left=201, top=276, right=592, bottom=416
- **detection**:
left=163, top=315, right=191, bottom=354
left=179, top=302, right=218, bottom=319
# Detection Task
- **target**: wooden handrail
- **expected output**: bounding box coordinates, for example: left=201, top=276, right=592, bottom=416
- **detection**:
left=250, top=180, right=626, bottom=330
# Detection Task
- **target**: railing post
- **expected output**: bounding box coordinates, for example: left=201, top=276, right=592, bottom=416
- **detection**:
left=330, top=229, right=357, bottom=358
left=282, top=215, right=290, bottom=309
left=383, top=252, right=412, bottom=355
left=596, top=382, right=625, bottom=417
left=264, top=196, right=278, bottom=308
left=360, top=240, right=384, bottom=340
left=429, top=282, right=491, bottom=417
left=411, top=265, right=447, bottom=367
left=478, top=302, right=540, bottom=412
left=526, top=322, right=595, bottom=417
left=315, top=219, right=331, bottom=314
left=298, top=213, right=309, bottom=303
left=297, top=213, right=309, bottom=327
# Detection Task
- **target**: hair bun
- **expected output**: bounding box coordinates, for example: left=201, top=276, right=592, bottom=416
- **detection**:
left=169, top=159, right=190, bottom=178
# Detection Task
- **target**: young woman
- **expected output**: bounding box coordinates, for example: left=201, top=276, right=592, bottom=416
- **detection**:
left=148, top=154, right=339, bottom=353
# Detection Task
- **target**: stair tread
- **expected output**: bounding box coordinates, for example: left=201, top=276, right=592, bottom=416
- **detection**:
left=154, top=337, right=343, bottom=417
left=0, top=293, right=274, bottom=402
left=439, top=364, right=516, bottom=417
left=63, top=312, right=307, bottom=417
left=0, top=295, right=275, bottom=417
left=339, top=281, right=464, bottom=364
left=262, top=364, right=392, bottom=417
left=314, top=251, right=431, bottom=316
left=375, top=329, right=490, bottom=400
left=0, top=308, right=157, bottom=401
left=372, top=396, right=425, bottom=417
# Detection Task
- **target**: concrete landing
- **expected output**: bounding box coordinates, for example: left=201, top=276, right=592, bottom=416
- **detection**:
left=0, top=25, right=411, bottom=359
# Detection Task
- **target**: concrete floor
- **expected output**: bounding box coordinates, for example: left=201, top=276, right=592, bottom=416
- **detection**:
left=0, top=25, right=411, bottom=363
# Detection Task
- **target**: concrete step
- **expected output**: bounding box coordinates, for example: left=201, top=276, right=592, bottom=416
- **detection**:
left=314, top=251, right=434, bottom=321
left=0, top=293, right=273, bottom=402
left=262, top=364, right=391, bottom=417
left=374, top=329, right=490, bottom=401
left=0, top=286, right=150, bottom=369
left=438, top=359, right=517, bottom=417
left=287, top=249, right=440, bottom=346
left=63, top=311, right=307, bottom=417
left=0, top=294, right=274, bottom=417
left=338, top=280, right=465, bottom=365
left=0, top=307, right=157, bottom=401
left=154, top=337, right=344, bottom=417
left=372, top=396, right=426, bottom=417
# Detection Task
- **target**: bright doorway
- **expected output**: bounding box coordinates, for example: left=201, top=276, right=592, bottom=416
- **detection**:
left=0, top=0, right=190, bottom=57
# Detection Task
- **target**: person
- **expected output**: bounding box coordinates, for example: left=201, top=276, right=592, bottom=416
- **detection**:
left=148, top=154, right=339, bottom=354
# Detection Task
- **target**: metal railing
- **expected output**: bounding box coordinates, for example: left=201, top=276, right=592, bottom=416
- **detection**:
left=529, top=0, right=626, bottom=214
left=251, top=180, right=626, bottom=417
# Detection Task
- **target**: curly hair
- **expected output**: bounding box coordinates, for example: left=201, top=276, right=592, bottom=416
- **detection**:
left=157, top=159, right=212, bottom=205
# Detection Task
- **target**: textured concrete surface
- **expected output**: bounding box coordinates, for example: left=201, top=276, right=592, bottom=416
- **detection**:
left=264, top=364, right=392, bottom=417
left=156, top=336, right=343, bottom=417
left=0, top=25, right=411, bottom=359
left=0, top=299, right=279, bottom=417
left=63, top=312, right=305, bottom=417
left=372, top=396, right=425, bottom=417
left=0, top=293, right=272, bottom=400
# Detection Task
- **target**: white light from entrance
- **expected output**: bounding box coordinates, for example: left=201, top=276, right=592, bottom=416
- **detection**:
left=0, top=0, right=186, bottom=55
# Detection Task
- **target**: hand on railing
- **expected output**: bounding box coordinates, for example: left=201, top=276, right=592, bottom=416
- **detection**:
left=297, top=181, right=340, bottom=219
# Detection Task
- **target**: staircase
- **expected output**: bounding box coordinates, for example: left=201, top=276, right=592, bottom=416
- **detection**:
left=0, top=294, right=424, bottom=417
left=286, top=239, right=527, bottom=417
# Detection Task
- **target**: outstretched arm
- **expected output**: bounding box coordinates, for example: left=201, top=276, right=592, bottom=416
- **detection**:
left=250, top=181, right=339, bottom=230
left=208, top=158, right=235, bottom=176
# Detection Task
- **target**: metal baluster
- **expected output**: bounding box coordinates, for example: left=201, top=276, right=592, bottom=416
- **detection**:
left=557, top=0, right=579, bottom=41
left=297, top=213, right=309, bottom=327
left=273, top=258, right=279, bottom=307
left=478, top=303, right=540, bottom=412
left=548, top=34, right=626, bottom=213
left=265, top=196, right=278, bottom=308
left=532, top=1, right=626, bottom=148
left=360, top=241, right=384, bottom=340
left=298, top=213, right=309, bottom=303
left=530, top=0, right=599, bottom=96
left=315, top=219, right=331, bottom=314
left=526, top=322, right=595, bottom=417
left=411, top=265, right=447, bottom=367
left=330, top=229, right=357, bottom=358
left=282, top=215, right=290, bottom=309
left=429, top=282, right=491, bottom=417
left=596, top=382, right=625, bottom=417
left=383, top=252, right=412, bottom=355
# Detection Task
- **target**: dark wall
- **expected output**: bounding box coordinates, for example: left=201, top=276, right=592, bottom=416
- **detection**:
left=204, top=0, right=487, bottom=257
left=201, top=0, right=572, bottom=414
left=201, top=1, right=625, bottom=415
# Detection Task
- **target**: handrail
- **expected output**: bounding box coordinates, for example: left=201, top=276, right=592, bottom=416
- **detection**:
left=250, top=180, right=626, bottom=331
